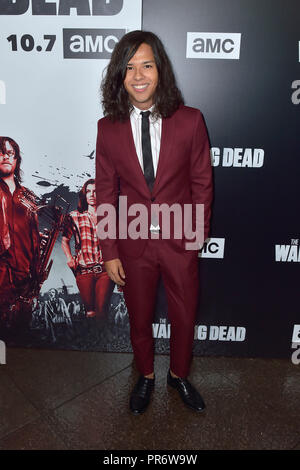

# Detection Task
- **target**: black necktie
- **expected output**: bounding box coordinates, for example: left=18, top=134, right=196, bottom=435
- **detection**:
left=141, top=111, right=155, bottom=192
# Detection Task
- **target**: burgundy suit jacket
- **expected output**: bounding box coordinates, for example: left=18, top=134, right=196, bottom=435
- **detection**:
left=96, top=105, right=213, bottom=261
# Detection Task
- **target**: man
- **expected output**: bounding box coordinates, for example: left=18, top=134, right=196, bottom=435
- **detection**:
left=43, top=288, right=72, bottom=343
left=0, top=136, right=40, bottom=335
left=61, top=179, right=112, bottom=320
left=96, top=31, right=213, bottom=414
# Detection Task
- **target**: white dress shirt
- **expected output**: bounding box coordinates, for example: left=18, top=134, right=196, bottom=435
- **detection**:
left=129, top=105, right=162, bottom=232
left=129, top=105, right=162, bottom=176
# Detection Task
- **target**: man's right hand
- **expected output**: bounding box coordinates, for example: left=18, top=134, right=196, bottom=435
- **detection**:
left=104, top=258, right=126, bottom=286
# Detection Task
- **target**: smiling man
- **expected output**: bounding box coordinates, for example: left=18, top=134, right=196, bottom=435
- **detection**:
left=96, top=31, right=213, bottom=414
left=123, top=42, right=158, bottom=110
left=0, top=136, right=40, bottom=335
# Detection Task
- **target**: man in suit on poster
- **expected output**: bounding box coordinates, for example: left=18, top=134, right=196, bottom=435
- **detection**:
left=96, top=30, right=213, bottom=414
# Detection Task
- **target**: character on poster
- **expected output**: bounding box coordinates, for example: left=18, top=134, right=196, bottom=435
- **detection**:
left=43, top=287, right=72, bottom=343
left=0, top=136, right=40, bottom=335
left=61, top=179, right=112, bottom=322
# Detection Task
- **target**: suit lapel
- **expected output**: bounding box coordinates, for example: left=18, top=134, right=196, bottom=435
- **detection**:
left=122, top=119, right=150, bottom=196
left=121, top=114, right=175, bottom=197
left=152, top=115, right=174, bottom=195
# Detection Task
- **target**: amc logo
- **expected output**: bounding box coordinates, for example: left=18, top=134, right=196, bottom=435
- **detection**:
left=199, top=238, right=225, bottom=259
left=186, top=32, right=241, bottom=60
left=63, top=28, right=125, bottom=59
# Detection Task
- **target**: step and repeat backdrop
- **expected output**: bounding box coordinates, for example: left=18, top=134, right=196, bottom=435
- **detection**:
left=0, top=0, right=299, bottom=362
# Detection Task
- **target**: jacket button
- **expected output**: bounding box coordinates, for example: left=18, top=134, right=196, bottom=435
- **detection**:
left=151, top=197, right=155, bottom=202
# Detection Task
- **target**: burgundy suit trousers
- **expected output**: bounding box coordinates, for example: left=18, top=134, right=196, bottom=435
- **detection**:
left=120, top=238, right=199, bottom=378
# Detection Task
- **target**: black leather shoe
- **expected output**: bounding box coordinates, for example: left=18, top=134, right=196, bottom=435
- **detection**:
left=130, top=375, right=155, bottom=415
left=167, top=370, right=205, bottom=412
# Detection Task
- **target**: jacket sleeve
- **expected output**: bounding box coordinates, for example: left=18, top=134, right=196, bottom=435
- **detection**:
left=189, top=110, right=213, bottom=244
left=95, top=119, right=120, bottom=262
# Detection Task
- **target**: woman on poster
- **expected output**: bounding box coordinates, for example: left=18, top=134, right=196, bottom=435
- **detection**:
left=61, top=179, right=112, bottom=320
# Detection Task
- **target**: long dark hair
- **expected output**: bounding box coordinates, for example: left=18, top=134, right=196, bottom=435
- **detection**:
left=0, top=136, right=22, bottom=183
left=101, top=30, right=184, bottom=122
left=77, top=178, right=95, bottom=213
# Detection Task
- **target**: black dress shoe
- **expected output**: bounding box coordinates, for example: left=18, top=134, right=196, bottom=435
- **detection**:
left=130, top=375, right=155, bottom=415
left=167, top=370, right=205, bottom=412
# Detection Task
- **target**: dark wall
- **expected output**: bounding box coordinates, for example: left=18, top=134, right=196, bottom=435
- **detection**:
left=144, top=0, right=300, bottom=357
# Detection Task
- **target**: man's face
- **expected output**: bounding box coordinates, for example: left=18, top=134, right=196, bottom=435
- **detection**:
left=0, top=141, right=17, bottom=178
left=86, top=183, right=96, bottom=208
left=123, top=43, right=159, bottom=110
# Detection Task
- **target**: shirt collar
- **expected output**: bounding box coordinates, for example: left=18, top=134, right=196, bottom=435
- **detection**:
left=0, top=177, right=20, bottom=192
left=131, top=104, right=155, bottom=121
